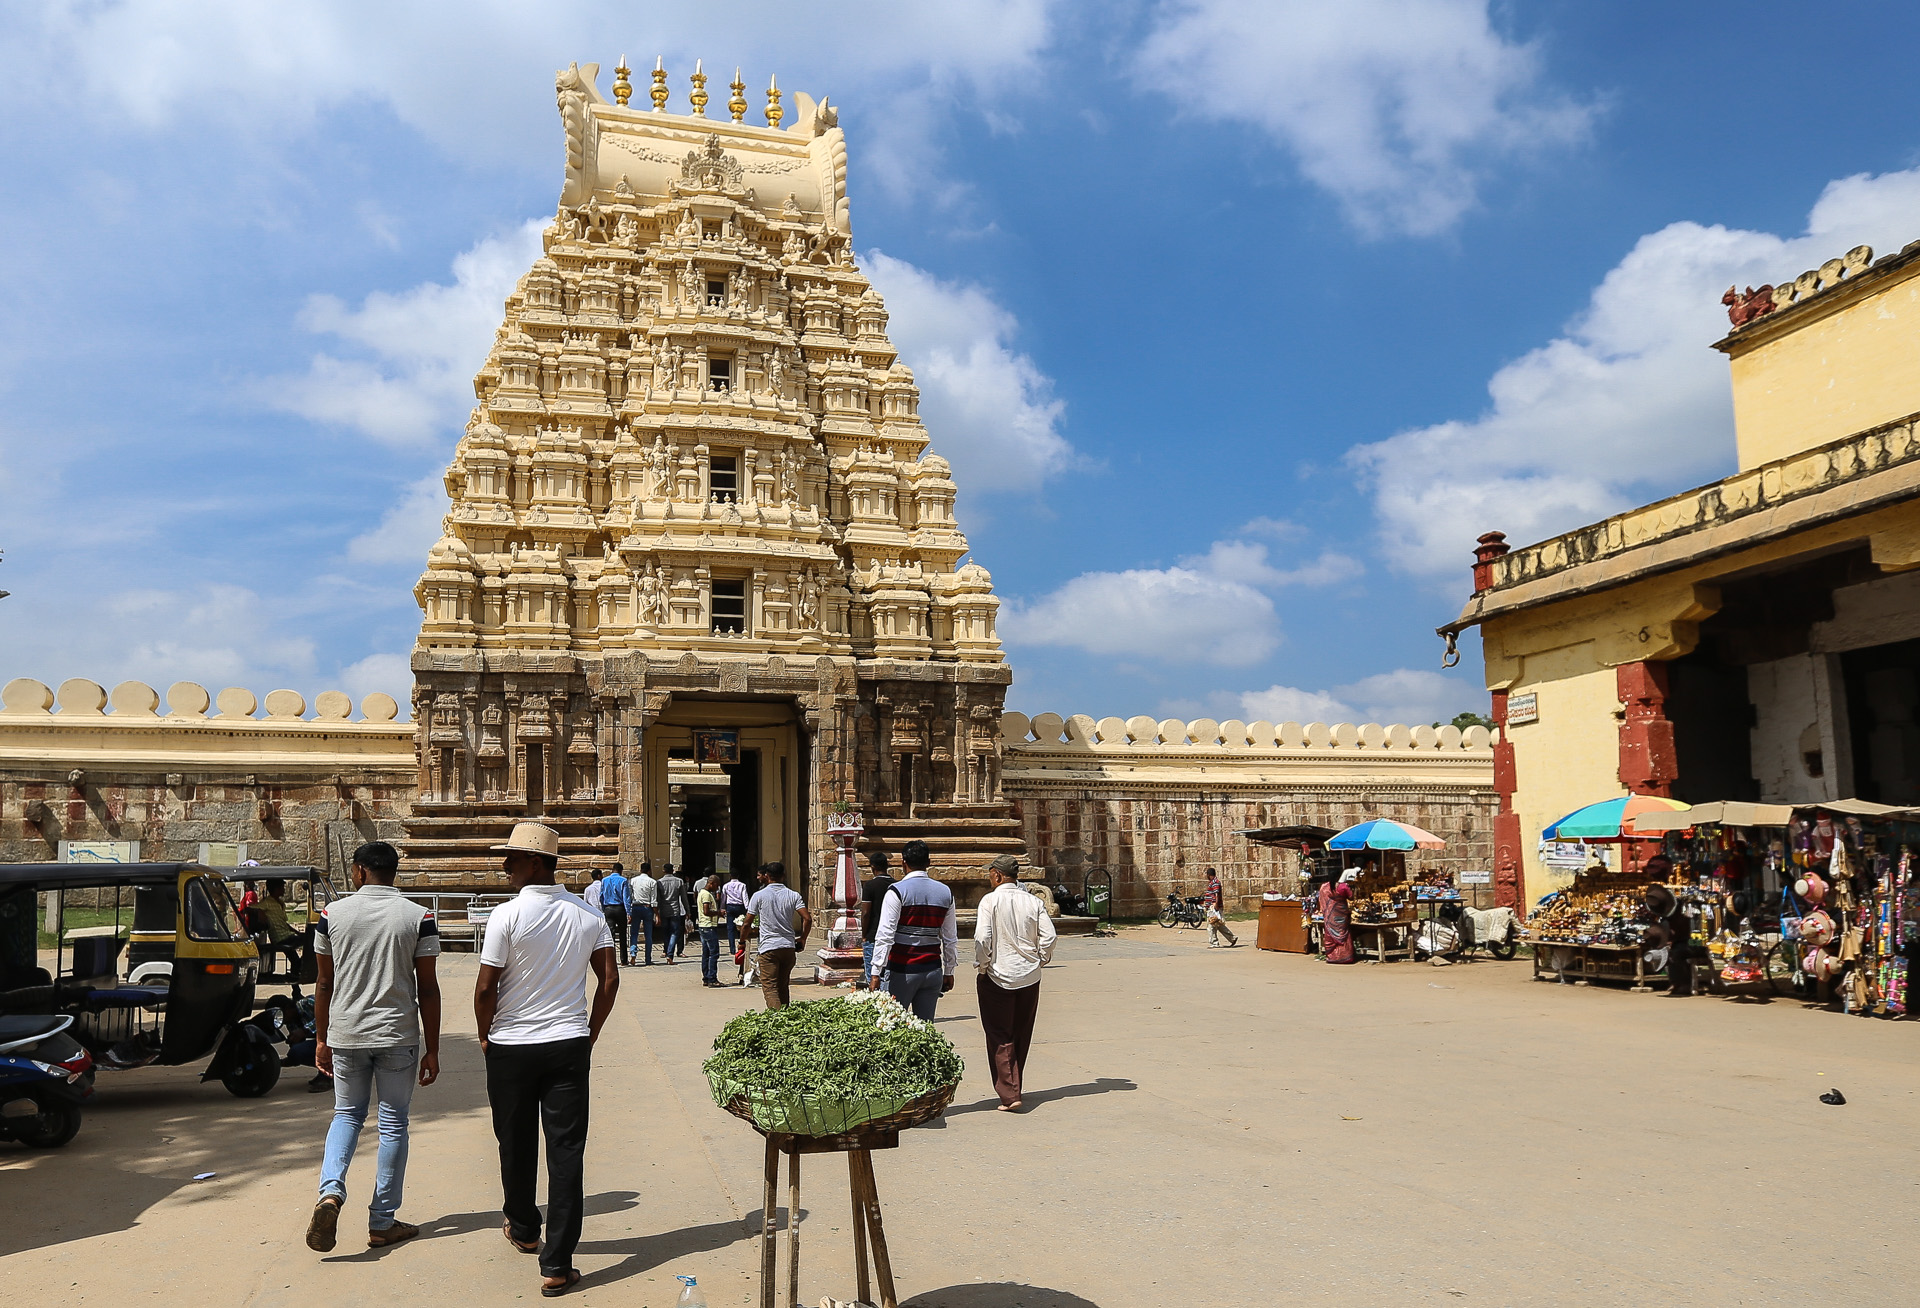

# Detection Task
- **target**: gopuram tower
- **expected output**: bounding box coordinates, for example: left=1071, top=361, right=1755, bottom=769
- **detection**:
left=403, top=60, right=1021, bottom=897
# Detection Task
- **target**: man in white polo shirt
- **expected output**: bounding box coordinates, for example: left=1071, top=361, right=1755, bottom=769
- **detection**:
left=475, top=822, right=620, bottom=1298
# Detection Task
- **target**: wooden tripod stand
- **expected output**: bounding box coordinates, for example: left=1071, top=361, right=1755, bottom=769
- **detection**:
left=759, top=1127, right=899, bottom=1308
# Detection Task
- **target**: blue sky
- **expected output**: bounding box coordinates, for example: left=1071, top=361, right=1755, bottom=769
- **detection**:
left=5, top=1, right=1920, bottom=726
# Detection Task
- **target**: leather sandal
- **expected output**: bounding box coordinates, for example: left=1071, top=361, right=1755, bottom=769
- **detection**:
left=305, top=1197, right=341, bottom=1252
left=503, top=1220, right=540, bottom=1254
left=368, top=1221, right=419, bottom=1248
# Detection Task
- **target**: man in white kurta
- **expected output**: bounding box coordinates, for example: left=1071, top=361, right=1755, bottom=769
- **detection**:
left=972, top=854, right=1057, bottom=1111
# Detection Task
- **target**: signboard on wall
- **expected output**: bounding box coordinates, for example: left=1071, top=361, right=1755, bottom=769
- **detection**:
left=1506, top=692, right=1538, bottom=726
left=1538, top=839, right=1608, bottom=870
left=1459, top=870, right=1493, bottom=885
left=695, top=730, right=740, bottom=764
left=59, top=840, right=139, bottom=864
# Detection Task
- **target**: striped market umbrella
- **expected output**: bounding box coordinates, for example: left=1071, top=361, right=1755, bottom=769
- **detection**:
left=1326, top=818, right=1448, bottom=850
left=1541, top=794, right=1690, bottom=843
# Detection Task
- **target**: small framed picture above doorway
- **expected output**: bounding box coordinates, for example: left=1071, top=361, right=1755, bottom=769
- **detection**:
left=695, top=730, right=741, bottom=765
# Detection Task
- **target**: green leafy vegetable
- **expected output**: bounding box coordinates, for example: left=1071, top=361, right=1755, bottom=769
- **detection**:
left=704, top=991, right=963, bottom=1101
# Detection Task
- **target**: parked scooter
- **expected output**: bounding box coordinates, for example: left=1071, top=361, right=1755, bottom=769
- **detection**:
left=0, top=1014, right=95, bottom=1149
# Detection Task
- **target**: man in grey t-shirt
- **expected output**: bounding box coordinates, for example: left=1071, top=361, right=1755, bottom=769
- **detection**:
left=305, top=842, right=441, bottom=1254
left=744, top=862, right=811, bottom=1009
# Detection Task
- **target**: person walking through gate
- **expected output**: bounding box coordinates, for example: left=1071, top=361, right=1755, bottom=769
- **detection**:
left=868, top=839, right=958, bottom=1020
left=656, top=863, right=689, bottom=963
left=974, top=854, right=1055, bottom=1112
left=743, top=862, right=811, bottom=1009
left=305, top=841, right=441, bottom=1253
left=1203, top=867, right=1239, bottom=948
left=630, top=861, right=660, bottom=965
left=720, top=869, right=749, bottom=953
left=475, top=822, right=620, bottom=1298
left=600, top=863, right=632, bottom=966
left=696, top=874, right=725, bottom=987
left=859, top=849, right=895, bottom=984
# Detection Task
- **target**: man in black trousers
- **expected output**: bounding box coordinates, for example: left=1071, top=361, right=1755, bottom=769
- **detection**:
left=475, top=822, right=620, bottom=1297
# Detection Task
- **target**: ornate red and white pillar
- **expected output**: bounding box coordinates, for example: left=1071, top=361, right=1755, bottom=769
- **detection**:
left=814, top=809, right=866, bottom=984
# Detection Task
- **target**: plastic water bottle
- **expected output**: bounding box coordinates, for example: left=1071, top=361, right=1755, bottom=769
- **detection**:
left=675, top=1274, right=707, bottom=1308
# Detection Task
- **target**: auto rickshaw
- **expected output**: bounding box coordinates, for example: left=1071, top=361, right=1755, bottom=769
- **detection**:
left=0, top=862, right=282, bottom=1096
left=210, top=867, right=338, bottom=994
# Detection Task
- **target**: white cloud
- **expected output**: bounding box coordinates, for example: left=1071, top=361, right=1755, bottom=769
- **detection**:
left=337, top=651, right=413, bottom=708
left=3, top=582, right=315, bottom=693
left=1001, top=531, right=1359, bottom=665
left=348, top=472, right=449, bottom=566
left=264, top=218, right=544, bottom=446
left=1002, top=565, right=1280, bottom=666
left=1136, top=0, right=1593, bottom=236
left=7, top=3, right=1055, bottom=207
left=1348, top=166, right=1920, bottom=576
left=863, top=249, right=1075, bottom=490
left=1239, top=668, right=1477, bottom=726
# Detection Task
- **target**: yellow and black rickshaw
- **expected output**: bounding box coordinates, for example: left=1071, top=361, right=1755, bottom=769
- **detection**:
left=0, top=862, right=283, bottom=1096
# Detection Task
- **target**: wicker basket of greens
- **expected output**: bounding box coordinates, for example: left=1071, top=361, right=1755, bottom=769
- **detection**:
left=704, top=990, right=963, bottom=1136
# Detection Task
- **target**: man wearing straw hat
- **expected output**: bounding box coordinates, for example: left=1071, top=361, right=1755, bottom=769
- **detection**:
left=474, top=821, right=620, bottom=1298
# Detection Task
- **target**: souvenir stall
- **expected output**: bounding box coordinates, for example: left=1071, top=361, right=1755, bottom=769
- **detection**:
left=1626, top=802, right=1793, bottom=997
left=1637, top=800, right=1914, bottom=1014
left=1241, top=826, right=1336, bottom=954
left=1322, top=819, right=1447, bottom=964
left=1526, top=794, right=1690, bottom=988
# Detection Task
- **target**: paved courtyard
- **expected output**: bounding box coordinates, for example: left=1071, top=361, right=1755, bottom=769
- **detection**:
left=3, top=928, right=1915, bottom=1306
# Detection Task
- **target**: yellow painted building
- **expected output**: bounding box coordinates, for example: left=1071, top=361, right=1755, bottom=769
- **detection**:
left=1445, top=240, right=1920, bottom=908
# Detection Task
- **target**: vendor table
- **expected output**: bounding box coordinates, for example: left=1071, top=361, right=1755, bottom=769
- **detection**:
left=758, top=1126, right=902, bottom=1308
left=1531, top=940, right=1653, bottom=990
left=1351, top=917, right=1414, bottom=963
left=1257, top=897, right=1311, bottom=952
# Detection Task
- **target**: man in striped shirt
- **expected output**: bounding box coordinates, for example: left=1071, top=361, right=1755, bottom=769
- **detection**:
left=867, top=839, right=957, bottom=1020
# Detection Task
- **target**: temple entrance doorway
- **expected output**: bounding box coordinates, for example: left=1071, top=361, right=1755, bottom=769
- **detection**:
left=643, top=698, right=806, bottom=894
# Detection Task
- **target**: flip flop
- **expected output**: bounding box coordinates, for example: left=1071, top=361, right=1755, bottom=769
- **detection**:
left=503, top=1220, right=540, bottom=1254
left=541, top=1270, right=582, bottom=1297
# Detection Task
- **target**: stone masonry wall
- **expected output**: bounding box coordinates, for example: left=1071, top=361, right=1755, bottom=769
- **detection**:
left=1000, top=711, right=1498, bottom=916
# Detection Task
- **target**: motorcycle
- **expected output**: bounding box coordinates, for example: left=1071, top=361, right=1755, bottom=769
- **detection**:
left=1157, top=893, right=1208, bottom=929
left=0, top=1014, right=95, bottom=1149
left=1051, top=884, right=1088, bottom=916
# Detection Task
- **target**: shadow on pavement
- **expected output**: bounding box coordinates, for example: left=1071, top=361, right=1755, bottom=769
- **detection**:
left=941, top=1078, right=1137, bottom=1120
left=904, top=1283, right=1101, bottom=1307
left=574, top=1214, right=756, bottom=1290
left=320, top=1189, right=645, bottom=1263
left=0, top=1030, right=488, bottom=1259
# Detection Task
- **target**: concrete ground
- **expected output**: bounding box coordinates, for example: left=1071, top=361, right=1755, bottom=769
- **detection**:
left=3, top=925, right=1915, bottom=1307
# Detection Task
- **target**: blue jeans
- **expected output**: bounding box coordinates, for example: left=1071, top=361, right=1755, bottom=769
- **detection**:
left=665, top=915, right=685, bottom=959
left=320, top=1044, right=418, bottom=1229
left=724, top=903, right=745, bottom=952
left=886, top=965, right=944, bottom=1021
left=861, top=939, right=883, bottom=983
left=700, top=926, right=722, bottom=983
left=630, top=908, right=656, bottom=963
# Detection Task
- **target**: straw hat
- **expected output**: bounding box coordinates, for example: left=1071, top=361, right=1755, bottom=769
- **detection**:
left=492, top=821, right=562, bottom=859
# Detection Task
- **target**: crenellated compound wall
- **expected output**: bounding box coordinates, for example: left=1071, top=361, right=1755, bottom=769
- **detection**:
left=999, top=711, right=1497, bottom=916
left=0, top=678, right=417, bottom=876
left=0, top=677, right=1494, bottom=906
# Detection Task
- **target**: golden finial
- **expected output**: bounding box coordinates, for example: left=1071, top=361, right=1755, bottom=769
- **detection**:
left=729, top=68, right=747, bottom=122
left=649, top=56, right=669, bottom=111
left=765, top=73, right=784, bottom=128
left=612, top=56, right=632, bottom=107
left=689, top=59, right=708, bottom=116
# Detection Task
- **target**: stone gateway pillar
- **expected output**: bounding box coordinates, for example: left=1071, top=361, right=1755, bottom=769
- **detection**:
left=400, top=63, right=1023, bottom=899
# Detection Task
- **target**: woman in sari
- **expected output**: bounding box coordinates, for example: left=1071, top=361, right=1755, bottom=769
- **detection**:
left=1319, top=874, right=1356, bottom=964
